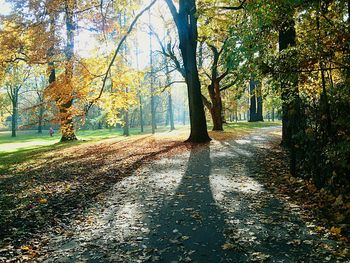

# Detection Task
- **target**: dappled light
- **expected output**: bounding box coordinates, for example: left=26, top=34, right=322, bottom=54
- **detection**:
left=0, top=0, right=349, bottom=261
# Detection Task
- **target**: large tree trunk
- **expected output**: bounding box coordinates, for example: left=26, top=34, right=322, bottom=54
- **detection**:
left=279, top=16, right=302, bottom=176
left=165, top=0, right=210, bottom=143
left=59, top=0, right=77, bottom=142
left=279, top=17, right=300, bottom=148
left=206, top=81, right=223, bottom=131
left=249, top=79, right=257, bottom=122
left=256, top=86, right=263, bottom=121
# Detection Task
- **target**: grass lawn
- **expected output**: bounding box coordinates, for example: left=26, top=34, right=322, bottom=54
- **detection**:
left=0, top=121, right=282, bottom=174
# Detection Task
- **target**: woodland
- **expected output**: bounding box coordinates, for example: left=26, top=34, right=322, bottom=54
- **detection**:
left=0, top=0, right=350, bottom=262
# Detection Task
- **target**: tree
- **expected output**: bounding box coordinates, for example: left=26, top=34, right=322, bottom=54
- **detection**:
left=165, top=0, right=210, bottom=143
left=248, top=79, right=263, bottom=122
left=3, top=63, right=31, bottom=137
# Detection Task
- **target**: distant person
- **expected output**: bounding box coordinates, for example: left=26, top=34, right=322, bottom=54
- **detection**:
left=49, top=127, right=54, bottom=137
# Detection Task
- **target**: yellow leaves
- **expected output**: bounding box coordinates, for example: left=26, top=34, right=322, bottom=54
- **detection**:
left=222, top=242, right=235, bottom=250
left=20, top=245, right=32, bottom=251
left=330, top=226, right=341, bottom=236
left=38, top=198, right=48, bottom=204
left=315, top=225, right=325, bottom=232
left=20, top=245, right=37, bottom=259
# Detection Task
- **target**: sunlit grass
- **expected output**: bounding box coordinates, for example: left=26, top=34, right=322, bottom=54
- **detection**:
left=0, top=121, right=281, bottom=173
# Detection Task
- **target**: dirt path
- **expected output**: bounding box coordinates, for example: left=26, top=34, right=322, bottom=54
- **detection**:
left=39, top=127, right=347, bottom=262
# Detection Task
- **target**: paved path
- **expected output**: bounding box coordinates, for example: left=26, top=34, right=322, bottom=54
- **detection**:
left=41, top=127, right=345, bottom=262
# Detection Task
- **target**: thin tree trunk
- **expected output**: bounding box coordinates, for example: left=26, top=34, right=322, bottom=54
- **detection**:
left=165, top=55, right=175, bottom=131
left=123, top=108, right=130, bottom=136
left=11, top=95, right=18, bottom=137
left=168, top=91, right=175, bottom=130
left=122, top=12, right=130, bottom=137
left=135, top=38, right=144, bottom=132
left=149, top=11, right=156, bottom=134
left=316, top=6, right=332, bottom=139
left=38, top=104, right=44, bottom=133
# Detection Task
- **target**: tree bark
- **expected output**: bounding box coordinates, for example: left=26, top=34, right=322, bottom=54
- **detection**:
left=38, top=104, right=44, bottom=133
left=165, top=0, right=210, bottom=143
left=11, top=93, right=18, bottom=137
left=279, top=17, right=300, bottom=148
left=135, top=38, right=144, bottom=133
left=168, top=91, right=175, bottom=131
left=149, top=11, right=156, bottom=134
left=60, top=0, right=77, bottom=142
left=256, top=86, right=263, bottom=121
left=248, top=79, right=258, bottom=122
left=123, top=109, right=130, bottom=136
left=207, top=81, right=223, bottom=131
left=165, top=56, right=175, bottom=131
left=279, top=16, right=302, bottom=176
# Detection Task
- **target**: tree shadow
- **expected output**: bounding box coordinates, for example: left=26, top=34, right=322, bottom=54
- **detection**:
left=144, top=144, right=247, bottom=262
left=213, top=132, right=340, bottom=261
left=0, top=136, right=184, bottom=253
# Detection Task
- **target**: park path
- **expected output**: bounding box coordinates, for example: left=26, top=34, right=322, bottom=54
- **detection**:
left=40, top=127, right=344, bottom=262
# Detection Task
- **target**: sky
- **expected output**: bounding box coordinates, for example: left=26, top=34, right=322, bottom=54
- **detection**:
left=0, top=0, right=177, bottom=71
left=76, top=0, right=173, bottom=71
left=0, top=0, right=11, bottom=15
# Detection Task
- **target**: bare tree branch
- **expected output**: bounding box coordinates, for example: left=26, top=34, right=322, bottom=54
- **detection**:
left=86, top=0, right=157, bottom=112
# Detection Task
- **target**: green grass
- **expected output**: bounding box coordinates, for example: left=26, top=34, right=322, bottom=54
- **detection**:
left=0, top=126, right=181, bottom=153
left=0, top=121, right=281, bottom=173
left=206, top=120, right=281, bottom=132
left=224, top=120, right=282, bottom=130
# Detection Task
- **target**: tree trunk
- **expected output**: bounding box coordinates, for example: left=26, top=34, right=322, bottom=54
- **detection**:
left=168, top=91, right=175, bottom=131
left=256, top=86, right=263, bottom=121
left=60, top=0, right=77, bottom=142
left=38, top=104, right=44, bottom=133
left=165, top=56, right=175, bottom=131
left=182, top=105, right=186, bottom=125
left=11, top=95, right=18, bottom=137
left=279, top=16, right=302, bottom=176
left=135, top=38, right=144, bottom=133
left=205, top=82, right=223, bottom=131
left=279, top=17, right=300, bottom=148
left=123, top=109, right=130, bottom=136
left=165, top=0, right=210, bottom=143
left=139, top=94, right=144, bottom=132
left=210, top=107, right=223, bottom=131
left=249, top=79, right=257, bottom=122
left=149, top=12, right=156, bottom=134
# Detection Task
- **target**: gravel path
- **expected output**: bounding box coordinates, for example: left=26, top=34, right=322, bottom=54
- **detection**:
left=40, top=127, right=346, bottom=262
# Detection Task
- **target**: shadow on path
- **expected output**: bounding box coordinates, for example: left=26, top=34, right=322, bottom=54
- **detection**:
left=145, top=144, right=245, bottom=262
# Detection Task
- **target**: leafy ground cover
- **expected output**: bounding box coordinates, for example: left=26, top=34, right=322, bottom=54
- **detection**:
left=1, top=122, right=348, bottom=262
